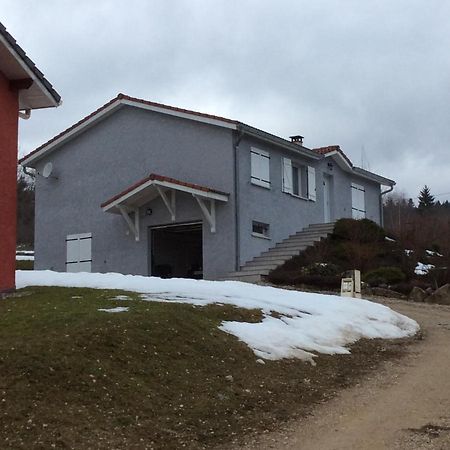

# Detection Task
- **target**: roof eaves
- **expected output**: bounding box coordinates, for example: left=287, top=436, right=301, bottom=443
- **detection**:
left=0, top=21, right=61, bottom=106
left=19, top=96, right=122, bottom=166
left=238, top=123, right=321, bottom=160
left=20, top=94, right=240, bottom=166
left=353, top=167, right=396, bottom=186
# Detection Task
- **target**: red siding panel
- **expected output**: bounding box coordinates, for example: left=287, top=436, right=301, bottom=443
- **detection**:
left=0, top=70, right=19, bottom=292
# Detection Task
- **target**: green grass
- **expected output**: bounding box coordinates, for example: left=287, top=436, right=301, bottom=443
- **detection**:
left=15, top=259, right=34, bottom=270
left=0, top=287, right=411, bottom=449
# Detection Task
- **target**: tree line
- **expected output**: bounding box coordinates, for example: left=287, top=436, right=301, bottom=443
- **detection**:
left=383, top=185, right=450, bottom=255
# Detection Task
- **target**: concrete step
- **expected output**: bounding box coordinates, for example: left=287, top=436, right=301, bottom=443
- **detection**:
left=305, top=223, right=335, bottom=231
left=274, top=241, right=317, bottom=250
left=276, top=237, right=318, bottom=247
left=224, top=222, right=335, bottom=284
left=249, top=255, right=291, bottom=263
left=292, top=232, right=331, bottom=240
left=224, top=273, right=263, bottom=283
left=235, top=267, right=271, bottom=275
left=241, top=263, right=279, bottom=272
left=259, top=248, right=303, bottom=258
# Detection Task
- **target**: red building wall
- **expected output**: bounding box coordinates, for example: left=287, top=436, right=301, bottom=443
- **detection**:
left=0, top=70, right=19, bottom=293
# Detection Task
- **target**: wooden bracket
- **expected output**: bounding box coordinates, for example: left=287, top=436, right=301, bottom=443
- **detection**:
left=193, top=195, right=216, bottom=233
left=156, top=186, right=176, bottom=221
left=118, top=205, right=140, bottom=241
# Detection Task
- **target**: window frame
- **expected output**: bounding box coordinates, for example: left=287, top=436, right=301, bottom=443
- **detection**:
left=282, top=157, right=316, bottom=201
left=251, top=221, right=270, bottom=240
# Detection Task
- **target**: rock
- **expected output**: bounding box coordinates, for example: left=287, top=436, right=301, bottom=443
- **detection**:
left=225, top=375, right=234, bottom=382
left=408, top=286, right=428, bottom=303
left=427, top=284, right=450, bottom=305
left=256, top=359, right=265, bottom=365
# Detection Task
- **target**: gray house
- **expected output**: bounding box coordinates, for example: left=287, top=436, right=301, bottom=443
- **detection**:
left=20, top=94, right=395, bottom=281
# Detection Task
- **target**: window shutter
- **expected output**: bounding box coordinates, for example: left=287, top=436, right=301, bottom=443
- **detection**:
left=351, top=183, right=366, bottom=219
left=250, top=148, right=270, bottom=188
left=282, top=157, right=293, bottom=194
left=66, top=233, right=92, bottom=273
left=307, top=166, right=316, bottom=201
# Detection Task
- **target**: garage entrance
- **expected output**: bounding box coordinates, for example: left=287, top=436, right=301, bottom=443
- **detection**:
left=150, top=222, right=203, bottom=279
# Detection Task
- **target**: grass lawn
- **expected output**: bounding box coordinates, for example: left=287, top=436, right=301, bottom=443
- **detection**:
left=0, top=286, right=411, bottom=449
left=15, top=260, right=34, bottom=271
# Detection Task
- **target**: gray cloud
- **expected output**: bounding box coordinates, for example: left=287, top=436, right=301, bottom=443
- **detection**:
left=5, top=0, right=450, bottom=201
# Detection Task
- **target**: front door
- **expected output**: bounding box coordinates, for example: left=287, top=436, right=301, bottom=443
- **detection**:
left=323, top=175, right=331, bottom=223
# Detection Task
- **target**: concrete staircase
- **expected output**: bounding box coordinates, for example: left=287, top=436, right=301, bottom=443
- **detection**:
left=225, top=223, right=335, bottom=283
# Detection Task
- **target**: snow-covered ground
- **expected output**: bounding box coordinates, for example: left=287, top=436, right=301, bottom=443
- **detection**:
left=16, top=251, right=34, bottom=261
left=16, top=255, right=35, bottom=261
left=16, top=270, right=419, bottom=363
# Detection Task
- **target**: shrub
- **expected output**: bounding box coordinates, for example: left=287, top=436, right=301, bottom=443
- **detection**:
left=268, top=271, right=341, bottom=290
left=305, top=262, right=341, bottom=277
left=364, top=266, right=406, bottom=286
left=333, top=218, right=385, bottom=244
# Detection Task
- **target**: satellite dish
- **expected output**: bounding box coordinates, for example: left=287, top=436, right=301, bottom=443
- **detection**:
left=42, top=162, right=53, bottom=179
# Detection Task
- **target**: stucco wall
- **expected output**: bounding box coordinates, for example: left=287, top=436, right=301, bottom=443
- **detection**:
left=0, top=70, right=19, bottom=292
left=235, top=137, right=382, bottom=266
left=33, top=105, right=236, bottom=279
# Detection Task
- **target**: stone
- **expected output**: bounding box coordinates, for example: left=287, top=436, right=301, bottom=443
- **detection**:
left=225, top=375, right=234, bottom=382
left=427, top=283, right=450, bottom=305
left=256, top=359, right=265, bottom=365
left=408, top=286, right=428, bottom=303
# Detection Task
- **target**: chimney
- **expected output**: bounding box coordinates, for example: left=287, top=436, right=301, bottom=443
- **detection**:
left=290, top=135, right=304, bottom=145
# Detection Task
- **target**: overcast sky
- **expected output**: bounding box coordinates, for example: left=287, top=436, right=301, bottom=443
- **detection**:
left=4, top=0, right=450, bottom=201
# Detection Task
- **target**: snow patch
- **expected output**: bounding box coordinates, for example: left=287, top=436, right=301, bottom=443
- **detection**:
left=112, top=295, right=132, bottom=301
left=98, top=307, right=129, bottom=313
left=16, top=255, right=34, bottom=261
left=16, top=270, right=419, bottom=362
left=426, top=250, right=443, bottom=257
left=415, top=262, right=435, bottom=275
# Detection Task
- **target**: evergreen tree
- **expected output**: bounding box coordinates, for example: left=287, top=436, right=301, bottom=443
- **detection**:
left=418, top=185, right=435, bottom=210
left=17, top=172, right=35, bottom=246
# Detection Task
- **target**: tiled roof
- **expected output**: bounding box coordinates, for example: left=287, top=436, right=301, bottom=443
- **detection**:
left=118, top=94, right=238, bottom=125
left=313, top=145, right=353, bottom=167
left=0, top=21, right=61, bottom=105
left=101, top=173, right=229, bottom=209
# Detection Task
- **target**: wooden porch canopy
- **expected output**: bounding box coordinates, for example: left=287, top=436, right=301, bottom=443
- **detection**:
left=101, top=173, right=229, bottom=240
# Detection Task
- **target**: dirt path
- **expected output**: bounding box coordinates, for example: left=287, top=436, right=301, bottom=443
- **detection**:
left=239, top=300, right=450, bottom=450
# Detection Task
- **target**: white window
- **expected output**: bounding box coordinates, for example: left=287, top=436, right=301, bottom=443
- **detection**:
left=66, top=233, right=92, bottom=272
left=282, top=157, right=316, bottom=201
left=351, top=183, right=366, bottom=219
left=251, top=148, right=270, bottom=189
left=252, top=221, right=270, bottom=239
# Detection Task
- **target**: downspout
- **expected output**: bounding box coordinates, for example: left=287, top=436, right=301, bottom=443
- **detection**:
left=233, top=126, right=244, bottom=271
left=19, top=109, right=31, bottom=120
left=380, top=184, right=394, bottom=227
left=22, top=166, right=36, bottom=178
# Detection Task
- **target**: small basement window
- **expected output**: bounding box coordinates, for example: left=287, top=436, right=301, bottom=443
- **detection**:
left=252, top=221, right=270, bottom=239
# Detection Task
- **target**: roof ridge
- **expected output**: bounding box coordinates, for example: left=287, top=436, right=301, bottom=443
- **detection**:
left=19, top=93, right=238, bottom=164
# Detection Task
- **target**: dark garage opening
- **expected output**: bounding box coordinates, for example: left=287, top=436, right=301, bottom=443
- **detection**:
left=150, top=222, right=203, bottom=279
